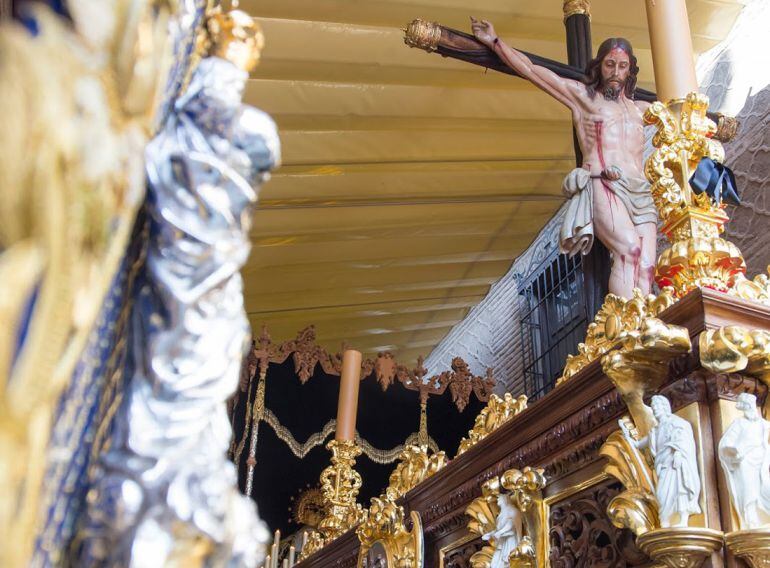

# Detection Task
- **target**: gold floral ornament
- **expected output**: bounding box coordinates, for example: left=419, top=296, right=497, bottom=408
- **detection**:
left=206, top=7, right=264, bottom=73
left=644, top=92, right=746, bottom=295
left=0, top=1, right=173, bottom=565
left=385, top=444, right=447, bottom=500
left=558, top=288, right=677, bottom=384
left=457, top=393, right=528, bottom=456
left=356, top=496, right=423, bottom=568
left=465, top=467, right=547, bottom=568
left=600, top=418, right=659, bottom=536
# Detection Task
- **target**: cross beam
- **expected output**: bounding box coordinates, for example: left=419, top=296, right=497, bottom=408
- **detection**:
left=405, top=23, right=656, bottom=102
left=403, top=20, right=737, bottom=142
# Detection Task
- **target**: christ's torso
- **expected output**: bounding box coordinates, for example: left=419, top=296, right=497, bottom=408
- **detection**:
left=574, top=93, right=645, bottom=178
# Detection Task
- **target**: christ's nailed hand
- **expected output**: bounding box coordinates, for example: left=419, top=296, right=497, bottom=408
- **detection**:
left=470, top=17, right=496, bottom=47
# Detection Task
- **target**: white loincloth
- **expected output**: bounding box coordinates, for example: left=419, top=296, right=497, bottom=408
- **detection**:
left=559, top=167, right=657, bottom=257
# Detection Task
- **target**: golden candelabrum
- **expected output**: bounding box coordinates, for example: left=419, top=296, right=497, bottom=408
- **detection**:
left=644, top=92, right=745, bottom=296
left=300, top=439, right=365, bottom=560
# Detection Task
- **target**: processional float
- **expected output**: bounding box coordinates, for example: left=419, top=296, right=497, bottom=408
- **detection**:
left=2, top=0, right=769, bottom=567
left=293, top=1, right=770, bottom=567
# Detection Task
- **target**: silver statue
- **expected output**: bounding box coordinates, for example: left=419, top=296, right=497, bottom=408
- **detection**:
left=82, top=10, right=280, bottom=566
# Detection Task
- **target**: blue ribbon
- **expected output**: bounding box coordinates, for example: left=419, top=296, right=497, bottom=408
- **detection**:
left=689, top=157, right=740, bottom=206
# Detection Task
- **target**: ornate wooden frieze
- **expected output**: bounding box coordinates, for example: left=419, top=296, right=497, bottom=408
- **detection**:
left=441, top=538, right=485, bottom=568
left=548, top=480, right=649, bottom=567
left=420, top=389, right=628, bottom=538
left=703, top=372, right=768, bottom=404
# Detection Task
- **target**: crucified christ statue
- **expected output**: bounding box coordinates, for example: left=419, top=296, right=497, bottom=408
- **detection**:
left=471, top=18, right=657, bottom=298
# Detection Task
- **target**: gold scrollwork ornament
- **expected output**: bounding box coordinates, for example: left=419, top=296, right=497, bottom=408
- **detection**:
left=699, top=325, right=770, bottom=415
left=457, top=393, right=528, bottom=456
left=465, top=467, right=547, bottom=568
left=385, top=444, right=447, bottom=500
left=356, top=496, right=423, bottom=568
left=644, top=93, right=747, bottom=296
left=602, top=317, right=692, bottom=435
left=317, top=439, right=366, bottom=541
left=558, top=287, right=677, bottom=384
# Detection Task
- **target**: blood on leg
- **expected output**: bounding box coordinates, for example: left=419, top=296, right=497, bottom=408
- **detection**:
left=591, top=178, right=641, bottom=299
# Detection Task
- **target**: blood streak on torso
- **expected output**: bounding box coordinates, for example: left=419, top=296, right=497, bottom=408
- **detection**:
left=573, top=93, right=647, bottom=280
left=576, top=95, right=645, bottom=179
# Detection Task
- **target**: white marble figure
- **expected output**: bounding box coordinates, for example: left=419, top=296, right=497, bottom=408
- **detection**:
left=718, top=392, right=770, bottom=529
left=482, top=493, right=523, bottom=568
left=626, top=395, right=701, bottom=528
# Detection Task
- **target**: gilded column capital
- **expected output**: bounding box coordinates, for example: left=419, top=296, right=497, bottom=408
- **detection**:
left=563, top=0, right=591, bottom=21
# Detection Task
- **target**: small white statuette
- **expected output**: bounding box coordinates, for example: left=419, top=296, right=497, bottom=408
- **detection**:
left=631, top=395, right=702, bottom=528
left=482, top=493, right=523, bottom=568
left=719, top=392, right=770, bottom=529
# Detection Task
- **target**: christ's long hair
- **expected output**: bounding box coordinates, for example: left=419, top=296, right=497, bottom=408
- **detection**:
left=584, top=37, right=639, bottom=100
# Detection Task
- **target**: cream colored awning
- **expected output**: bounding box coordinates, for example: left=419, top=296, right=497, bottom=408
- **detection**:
left=240, top=0, right=746, bottom=363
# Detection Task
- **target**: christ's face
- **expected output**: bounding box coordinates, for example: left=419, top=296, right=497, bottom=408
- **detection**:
left=601, top=47, right=631, bottom=99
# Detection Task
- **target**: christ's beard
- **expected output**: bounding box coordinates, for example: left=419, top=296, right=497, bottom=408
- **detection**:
left=603, top=83, right=623, bottom=101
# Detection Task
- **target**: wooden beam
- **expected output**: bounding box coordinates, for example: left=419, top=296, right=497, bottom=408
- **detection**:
left=405, top=22, right=657, bottom=101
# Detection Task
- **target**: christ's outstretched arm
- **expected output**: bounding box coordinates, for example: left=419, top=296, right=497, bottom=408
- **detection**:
left=471, top=17, right=584, bottom=112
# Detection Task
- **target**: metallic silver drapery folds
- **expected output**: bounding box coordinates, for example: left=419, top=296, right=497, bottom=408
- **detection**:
left=81, top=54, right=280, bottom=566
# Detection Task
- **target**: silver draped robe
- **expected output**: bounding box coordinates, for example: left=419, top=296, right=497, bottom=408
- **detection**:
left=82, top=56, right=280, bottom=567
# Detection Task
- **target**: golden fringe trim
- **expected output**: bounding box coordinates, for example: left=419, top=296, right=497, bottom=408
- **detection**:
left=262, top=409, right=438, bottom=464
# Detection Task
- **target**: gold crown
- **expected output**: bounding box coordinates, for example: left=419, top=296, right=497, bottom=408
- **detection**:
left=207, top=8, right=264, bottom=72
